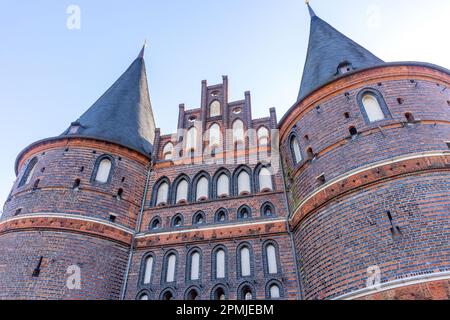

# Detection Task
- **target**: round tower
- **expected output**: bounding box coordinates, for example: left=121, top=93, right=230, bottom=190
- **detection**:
left=280, top=5, right=450, bottom=300
left=0, top=47, right=155, bottom=299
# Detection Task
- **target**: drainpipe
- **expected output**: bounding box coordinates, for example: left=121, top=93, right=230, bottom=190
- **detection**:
left=279, top=156, right=305, bottom=300
left=120, top=160, right=153, bottom=300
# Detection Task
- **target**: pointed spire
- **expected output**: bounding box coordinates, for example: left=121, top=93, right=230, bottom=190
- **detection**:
left=62, top=48, right=156, bottom=156
left=297, top=5, right=384, bottom=101
left=306, top=1, right=316, bottom=17
left=138, top=39, right=147, bottom=59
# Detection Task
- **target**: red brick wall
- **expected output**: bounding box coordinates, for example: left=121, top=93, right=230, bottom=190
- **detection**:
left=281, top=77, right=450, bottom=209
left=125, top=234, right=299, bottom=300
left=281, top=65, right=450, bottom=300
left=293, top=163, right=450, bottom=300
left=3, top=138, right=149, bottom=229
left=0, top=230, right=129, bottom=300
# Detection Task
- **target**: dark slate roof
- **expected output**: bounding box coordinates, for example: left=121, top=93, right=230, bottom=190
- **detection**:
left=61, top=48, right=156, bottom=156
left=297, top=5, right=384, bottom=101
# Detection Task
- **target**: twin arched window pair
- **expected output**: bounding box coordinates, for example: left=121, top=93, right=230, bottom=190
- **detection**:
left=140, top=242, right=281, bottom=298
left=161, top=124, right=270, bottom=161
left=154, top=166, right=274, bottom=207
left=289, top=89, right=390, bottom=166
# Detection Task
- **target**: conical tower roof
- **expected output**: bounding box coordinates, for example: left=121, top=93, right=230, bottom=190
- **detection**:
left=62, top=45, right=156, bottom=156
left=297, top=4, right=384, bottom=101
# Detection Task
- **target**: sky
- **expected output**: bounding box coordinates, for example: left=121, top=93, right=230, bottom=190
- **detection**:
left=1, top=0, right=450, bottom=208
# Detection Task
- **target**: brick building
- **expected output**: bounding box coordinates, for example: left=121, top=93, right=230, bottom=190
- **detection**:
left=1, top=5, right=449, bottom=300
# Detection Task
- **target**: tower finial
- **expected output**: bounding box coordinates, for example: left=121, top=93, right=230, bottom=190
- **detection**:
left=305, top=0, right=316, bottom=18
left=138, top=39, right=148, bottom=59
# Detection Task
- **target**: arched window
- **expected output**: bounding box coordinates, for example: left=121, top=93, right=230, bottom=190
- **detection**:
left=210, top=100, right=221, bottom=117
left=217, top=173, right=230, bottom=198
left=237, top=205, right=252, bottom=220
left=137, top=292, right=150, bottom=300
left=142, top=255, right=154, bottom=284
left=237, top=171, right=251, bottom=195
left=19, top=157, right=38, bottom=187
left=193, top=211, right=206, bottom=225
left=240, top=246, right=251, bottom=277
left=161, top=289, right=174, bottom=300
left=269, top=284, right=281, bottom=299
left=156, top=182, right=169, bottom=206
left=209, top=123, right=221, bottom=147
left=150, top=217, right=162, bottom=230
left=189, top=251, right=201, bottom=281
left=165, top=253, right=177, bottom=283
left=186, top=126, right=198, bottom=151
left=163, top=142, right=174, bottom=160
left=215, top=209, right=228, bottom=223
left=212, top=286, right=227, bottom=300
left=261, top=202, right=275, bottom=217
left=175, top=179, right=189, bottom=204
left=185, top=288, right=200, bottom=300
left=216, top=249, right=226, bottom=279
left=290, top=136, right=302, bottom=164
left=266, top=244, right=278, bottom=275
left=362, top=93, right=385, bottom=122
left=95, top=158, right=112, bottom=183
left=196, top=177, right=209, bottom=201
left=171, top=214, right=183, bottom=228
left=239, top=285, right=254, bottom=300
left=233, top=119, right=245, bottom=143
left=258, top=167, right=273, bottom=192
left=257, top=127, right=269, bottom=146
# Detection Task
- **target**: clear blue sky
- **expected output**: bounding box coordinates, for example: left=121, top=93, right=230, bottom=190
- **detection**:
left=1, top=0, right=450, bottom=208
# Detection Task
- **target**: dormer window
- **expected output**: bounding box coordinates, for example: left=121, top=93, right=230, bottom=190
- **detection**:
left=69, top=125, right=80, bottom=134
left=337, top=61, right=353, bottom=75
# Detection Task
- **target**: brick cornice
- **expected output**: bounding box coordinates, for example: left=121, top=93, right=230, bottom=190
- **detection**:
left=279, top=64, right=450, bottom=141
left=0, top=214, right=133, bottom=245
left=135, top=219, right=287, bottom=248
left=289, top=152, right=450, bottom=230
left=289, top=121, right=450, bottom=180
left=15, top=137, right=150, bottom=174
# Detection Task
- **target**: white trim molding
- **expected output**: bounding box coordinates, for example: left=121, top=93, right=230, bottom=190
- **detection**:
left=333, top=271, right=450, bottom=300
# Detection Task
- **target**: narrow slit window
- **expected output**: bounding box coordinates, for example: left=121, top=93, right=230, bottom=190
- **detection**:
left=165, top=254, right=176, bottom=283
left=240, top=247, right=251, bottom=277
left=216, top=249, right=226, bottom=279
left=266, top=244, right=278, bottom=274
left=190, top=252, right=200, bottom=281
left=143, top=256, right=154, bottom=284
left=290, top=136, right=302, bottom=164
